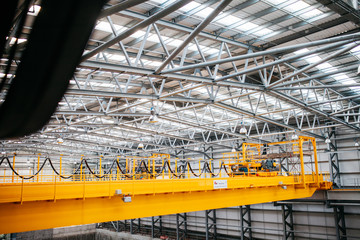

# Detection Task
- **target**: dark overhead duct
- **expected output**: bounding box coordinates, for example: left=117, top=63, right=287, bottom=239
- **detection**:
left=0, top=0, right=107, bottom=138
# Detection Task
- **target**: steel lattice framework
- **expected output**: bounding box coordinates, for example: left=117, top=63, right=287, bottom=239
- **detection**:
left=1, top=0, right=360, bottom=159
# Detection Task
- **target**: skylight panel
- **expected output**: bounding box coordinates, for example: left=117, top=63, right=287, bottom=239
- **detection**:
left=283, top=1, right=310, bottom=12
left=195, top=7, right=214, bottom=18
left=95, top=21, right=125, bottom=33
left=179, top=1, right=201, bottom=12
left=317, top=63, right=334, bottom=72
left=253, top=28, right=273, bottom=36
left=167, top=39, right=184, bottom=47
left=333, top=73, right=349, bottom=81
left=269, top=0, right=287, bottom=4
left=299, top=9, right=323, bottom=19
left=306, top=55, right=322, bottom=63
left=216, top=15, right=241, bottom=26
left=236, top=22, right=258, bottom=32
left=187, top=43, right=199, bottom=52
left=130, top=30, right=145, bottom=38
left=108, top=54, right=126, bottom=62
left=203, top=47, right=219, bottom=55
left=350, top=45, right=360, bottom=59
left=294, top=48, right=309, bottom=55
left=95, top=22, right=112, bottom=32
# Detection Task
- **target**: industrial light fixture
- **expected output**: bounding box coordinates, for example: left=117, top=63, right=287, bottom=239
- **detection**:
left=194, top=146, right=199, bottom=151
left=57, top=137, right=64, bottom=144
left=355, top=141, right=359, bottom=147
left=149, top=106, right=158, bottom=123
left=325, top=138, right=331, bottom=144
left=231, top=147, right=236, bottom=152
left=291, top=131, right=299, bottom=140
left=239, top=125, right=247, bottom=134
left=138, top=142, right=144, bottom=148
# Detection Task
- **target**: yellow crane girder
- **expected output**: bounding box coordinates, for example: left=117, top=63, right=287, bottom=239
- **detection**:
left=0, top=175, right=331, bottom=233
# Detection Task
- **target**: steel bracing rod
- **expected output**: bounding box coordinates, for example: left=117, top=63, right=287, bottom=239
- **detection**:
left=79, top=60, right=264, bottom=90
left=81, top=0, right=193, bottom=62
left=268, top=91, right=360, bottom=132
left=278, top=61, right=358, bottom=109
left=269, top=43, right=359, bottom=88
left=276, top=84, right=360, bottom=90
left=117, top=9, right=251, bottom=49
left=160, top=32, right=360, bottom=74
left=273, top=65, right=359, bottom=88
left=330, top=104, right=360, bottom=116
left=65, top=88, right=213, bottom=103
left=98, top=0, right=149, bottom=19
left=213, top=40, right=354, bottom=83
left=54, top=111, right=151, bottom=117
left=154, top=0, right=232, bottom=74
left=213, top=102, right=324, bottom=139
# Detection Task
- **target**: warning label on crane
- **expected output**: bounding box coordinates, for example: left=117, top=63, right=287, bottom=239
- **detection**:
left=213, top=180, right=228, bottom=189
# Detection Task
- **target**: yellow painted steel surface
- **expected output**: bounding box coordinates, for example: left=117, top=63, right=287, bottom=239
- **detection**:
left=0, top=174, right=331, bottom=233
left=0, top=136, right=332, bottom=233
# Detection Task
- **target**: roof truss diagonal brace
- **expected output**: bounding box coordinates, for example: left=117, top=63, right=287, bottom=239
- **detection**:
left=160, top=32, right=360, bottom=74
left=268, top=91, right=360, bottom=132
left=268, top=42, right=360, bottom=88
left=213, top=102, right=323, bottom=139
left=154, top=0, right=232, bottom=74
left=81, top=0, right=193, bottom=62
left=99, top=0, right=149, bottom=19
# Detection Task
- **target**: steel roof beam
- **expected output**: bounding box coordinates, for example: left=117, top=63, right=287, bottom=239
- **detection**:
left=154, top=0, right=232, bottom=73
left=65, top=89, right=213, bottom=104
left=213, top=102, right=323, bottom=139
left=268, top=43, right=359, bottom=88
left=81, top=0, right=193, bottom=62
left=98, top=0, right=149, bottom=19
left=268, top=91, right=360, bottom=132
left=116, top=10, right=252, bottom=49
left=55, top=111, right=151, bottom=117
left=79, top=60, right=264, bottom=91
left=160, top=33, right=360, bottom=74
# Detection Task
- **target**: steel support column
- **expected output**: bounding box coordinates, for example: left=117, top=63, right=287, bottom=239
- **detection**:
left=130, top=218, right=141, bottom=234
left=176, top=213, right=187, bottom=240
left=240, top=205, right=252, bottom=240
left=334, top=205, right=347, bottom=240
left=281, top=204, right=294, bottom=240
left=205, top=209, right=217, bottom=240
left=151, top=216, right=162, bottom=238
left=327, top=127, right=341, bottom=188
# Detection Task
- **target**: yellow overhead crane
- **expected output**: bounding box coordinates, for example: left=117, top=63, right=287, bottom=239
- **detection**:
left=0, top=136, right=331, bottom=234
